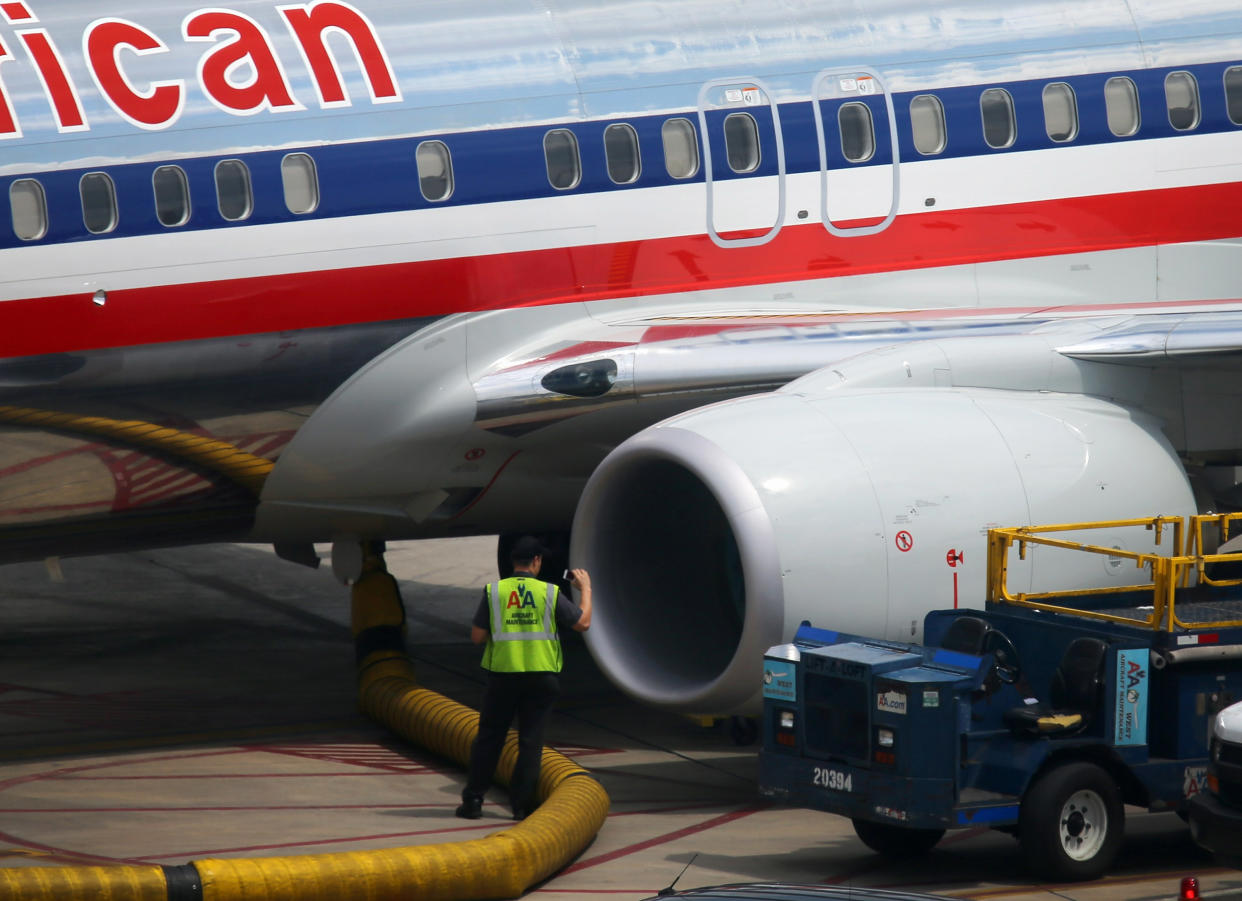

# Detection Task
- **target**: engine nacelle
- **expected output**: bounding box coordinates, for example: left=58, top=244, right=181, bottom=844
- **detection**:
left=571, top=387, right=1195, bottom=714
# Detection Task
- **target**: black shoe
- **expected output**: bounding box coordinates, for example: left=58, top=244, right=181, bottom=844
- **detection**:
left=455, top=797, right=483, bottom=820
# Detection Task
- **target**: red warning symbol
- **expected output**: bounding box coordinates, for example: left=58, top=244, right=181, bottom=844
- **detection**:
left=895, top=531, right=913, bottom=552
left=464, top=448, right=486, bottom=461
left=946, top=549, right=964, bottom=568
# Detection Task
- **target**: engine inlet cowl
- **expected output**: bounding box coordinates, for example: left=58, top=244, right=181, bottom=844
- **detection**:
left=572, top=387, right=1195, bottom=714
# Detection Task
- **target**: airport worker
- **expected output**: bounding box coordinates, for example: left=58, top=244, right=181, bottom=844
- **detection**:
left=456, top=535, right=592, bottom=820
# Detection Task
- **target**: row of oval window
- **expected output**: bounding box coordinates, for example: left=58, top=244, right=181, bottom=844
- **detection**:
left=9, top=68, right=1242, bottom=242
left=9, top=153, right=322, bottom=242
left=928, top=70, right=1242, bottom=157
left=4, top=125, right=684, bottom=242
left=562, top=68, right=1242, bottom=187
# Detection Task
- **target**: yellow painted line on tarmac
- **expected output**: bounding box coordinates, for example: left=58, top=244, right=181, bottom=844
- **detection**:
left=0, top=718, right=365, bottom=762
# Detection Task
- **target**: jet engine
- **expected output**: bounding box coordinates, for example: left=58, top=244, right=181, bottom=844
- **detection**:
left=571, top=384, right=1196, bottom=714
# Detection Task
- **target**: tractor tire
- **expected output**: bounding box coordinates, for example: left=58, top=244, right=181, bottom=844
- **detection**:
left=1019, top=761, right=1124, bottom=881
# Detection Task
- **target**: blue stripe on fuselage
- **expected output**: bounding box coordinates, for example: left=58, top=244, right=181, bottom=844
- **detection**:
left=3, top=59, right=1240, bottom=251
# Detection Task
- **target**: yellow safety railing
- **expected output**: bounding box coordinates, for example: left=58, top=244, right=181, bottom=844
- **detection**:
left=1188, top=512, right=1242, bottom=589
left=986, top=514, right=1242, bottom=632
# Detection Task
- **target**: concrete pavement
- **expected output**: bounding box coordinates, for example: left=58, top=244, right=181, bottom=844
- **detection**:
left=0, top=537, right=1238, bottom=899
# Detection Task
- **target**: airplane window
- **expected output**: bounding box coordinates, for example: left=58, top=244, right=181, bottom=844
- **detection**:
left=416, top=141, right=453, bottom=202
left=1165, top=71, right=1200, bottom=131
left=909, top=94, right=946, bottom=155
left=544, top=129, right=581, bottom=190
left=724, top=112, right=761, bottom=173
left=10, top=179, right=47, bottom=241
left=980, top=88, right=1016, bottom=149
left=153, top=166, right=190, bottom=228
left=1105, top=76, right=1140, bottom=136
left=80, top=172, right=117, bottom=235
left=1042, top=82, right=1079, bottom=142
left=662, top=118, right=699, bottom=179
left=281, top=152, right=319, bottom=214
left=215, top=160, right=253, bottom=222
left=604, top=123, right=641, bottom=185
left=1228, top=67, right=1242, bottom=126
left=838, top=102, right=875, bottom=163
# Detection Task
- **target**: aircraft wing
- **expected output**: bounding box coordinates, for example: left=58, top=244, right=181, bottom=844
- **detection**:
left=361, top=301, right=1242, bottom=714
left=3, top=292, right=1242, bottom=716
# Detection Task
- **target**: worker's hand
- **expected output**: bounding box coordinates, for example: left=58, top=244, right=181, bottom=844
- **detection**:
left=566, top=568, right=590, bottom=590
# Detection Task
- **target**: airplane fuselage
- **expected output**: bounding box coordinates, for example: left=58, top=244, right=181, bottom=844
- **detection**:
left=0, top=0, right=1239, bottom=569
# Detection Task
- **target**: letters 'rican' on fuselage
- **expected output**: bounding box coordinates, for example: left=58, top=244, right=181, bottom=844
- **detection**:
left=0, top=0, right=401, bottom=137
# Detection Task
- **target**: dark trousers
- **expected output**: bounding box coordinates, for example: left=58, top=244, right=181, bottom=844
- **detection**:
left=463, top=671, right=559, bottom=812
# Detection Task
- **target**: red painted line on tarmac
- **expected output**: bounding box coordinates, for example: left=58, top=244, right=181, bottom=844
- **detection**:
left=533, top=891, right=664, bottom=895
left=0, top=429, right=294, bottom=516
left=0, top=849, right=134, bottom=867
left=0, top=827, right=155, bottom=867
left=253, top=743, right=431, bottom=774
left=61, top=771, right=424, bottom=779
left=118, top=461, right=205, bottom=507
left=545, top=744, right=623, bottom=760
left=0, top=803, right=442, bottom=813
left=0, top=743, right=456, bottom=866
left=0, top=445, right=88, bottom=480
left=0, top=747, right=251, bottom=791
left=6, top=500, right=113, bottom=516
left=605, top=801, right=754, bottom=817
left=0, top=682, right=111, bottom=701
left=0, top=726, right=86, bottom=738
left=560, top=805, right=768, bottom=875
left=143, top=818, right=508, bottom=861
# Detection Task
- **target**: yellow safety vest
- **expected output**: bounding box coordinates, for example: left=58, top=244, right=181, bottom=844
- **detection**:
left=481, top=576, right=563, bottom=673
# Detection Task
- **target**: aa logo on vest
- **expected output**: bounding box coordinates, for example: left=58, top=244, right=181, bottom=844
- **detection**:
left=504, top=584, right=540, bottom=627
left=507, top=586, right=537, bottom=609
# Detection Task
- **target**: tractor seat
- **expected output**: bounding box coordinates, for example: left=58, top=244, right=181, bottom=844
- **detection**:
left=1003, top=637, right=1108, bottom=736
left=940, top=615, right=1021, bottom=688
left=939, top=616, right=992, bottom=655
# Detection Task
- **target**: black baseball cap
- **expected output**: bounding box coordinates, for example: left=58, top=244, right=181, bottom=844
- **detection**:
left=509, top=536, right=546, bottom=562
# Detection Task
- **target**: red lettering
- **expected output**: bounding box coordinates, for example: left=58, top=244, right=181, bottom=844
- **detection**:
left=506, top=591, right=521, bottom=610
left=0, top=37, right=19, bottom=137
left=278, top=1, right=400, bottom=108
left=17, top=29, right=86, bottom=131
left=85, top=20, right=184, bottom=130
left=184, top=10, right=300, bottom=115
left=0, top=3, right=33, bottom=24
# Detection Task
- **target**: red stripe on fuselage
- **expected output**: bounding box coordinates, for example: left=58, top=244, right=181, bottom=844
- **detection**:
left=1, top=180, right=1238, bottom=359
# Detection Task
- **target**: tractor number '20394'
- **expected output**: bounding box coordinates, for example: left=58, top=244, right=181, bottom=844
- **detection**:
left=813, top=767, right=853, bottom=792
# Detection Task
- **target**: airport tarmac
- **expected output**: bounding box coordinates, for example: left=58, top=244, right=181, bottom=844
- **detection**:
left=0, top=536, right=1239, bottom=900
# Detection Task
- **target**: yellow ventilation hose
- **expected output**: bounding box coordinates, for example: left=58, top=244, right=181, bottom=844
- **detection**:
left=0, top=542, right=609, bottom=900
left=0, top=405, right=274, bottom=497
